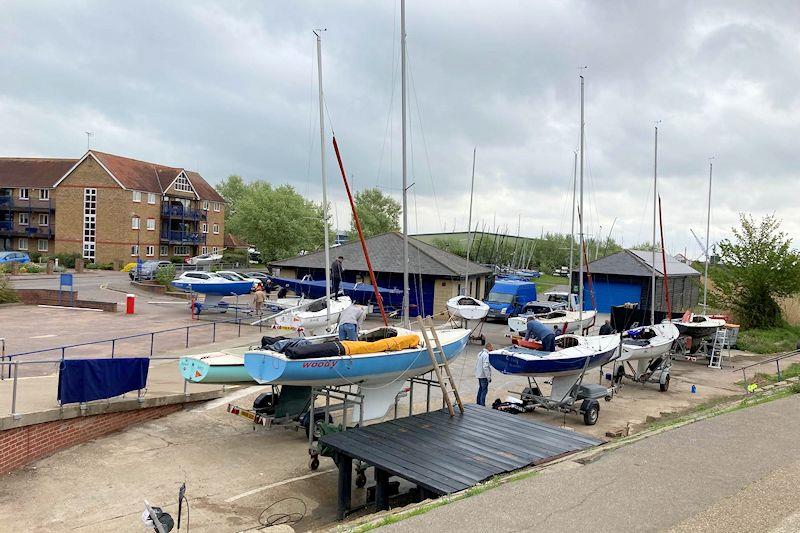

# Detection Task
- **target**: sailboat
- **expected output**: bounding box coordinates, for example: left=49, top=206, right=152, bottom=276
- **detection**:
left=619, top=125, right=680, bottom=368
left=447, top=147, right=489, bottom=321
left=489, top=76, right=620, bottom=416
left=244, top=7, right=469, bottom=421
left=671, top=160, right=725, bottom=349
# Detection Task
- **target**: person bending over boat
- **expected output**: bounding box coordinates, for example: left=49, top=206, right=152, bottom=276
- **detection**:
left=338, top=303, right=365, bottom=341
left=475, top=343, right=493, bottom=406
left=525, top=317, right=556, bottom=352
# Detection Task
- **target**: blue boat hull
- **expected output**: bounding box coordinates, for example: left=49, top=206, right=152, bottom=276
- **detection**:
left=489, top=346, right=617, bottom=378
left=243, top=330, right=470, bottom=387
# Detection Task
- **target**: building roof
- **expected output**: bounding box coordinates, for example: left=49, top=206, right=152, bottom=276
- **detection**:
left=588, top=249, right=701, bottom=278
left=0, top=158, right=78, bottom=188
left=270, top=232, right=493, bottom=278
left=224, top=233, right=249, bottom=249
left=185, top=170, right=224, bottom=203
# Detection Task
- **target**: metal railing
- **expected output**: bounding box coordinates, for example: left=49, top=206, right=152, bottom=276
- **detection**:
left=160, top=230, right=205, bottom=244
left=161, top=205, right=203, bottom=220
left=736, top=349, right=800, bottom=385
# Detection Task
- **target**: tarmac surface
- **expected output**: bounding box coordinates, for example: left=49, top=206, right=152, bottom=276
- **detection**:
left=379, top=393, right=800, bottom=533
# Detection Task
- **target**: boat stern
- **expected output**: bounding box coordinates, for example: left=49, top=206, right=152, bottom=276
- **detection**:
left=179, top=356, right=212, bottom=383
left=243, top=351, right=288, bottom=384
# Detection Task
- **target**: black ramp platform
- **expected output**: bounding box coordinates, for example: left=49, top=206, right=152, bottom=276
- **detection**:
left=320, top=403, right=603, bottom=517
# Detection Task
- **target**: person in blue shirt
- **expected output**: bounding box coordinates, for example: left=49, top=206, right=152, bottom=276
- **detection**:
left=525, top=317, right=556, bottom=352
left=475, top=343, right=494, bottom=406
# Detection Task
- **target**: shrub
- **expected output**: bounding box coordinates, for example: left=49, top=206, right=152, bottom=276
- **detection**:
left=155, top=264, right=176, bottom=288
left=19, top=263, right=42, bottom=274
left=28, top=252, right=42, bottom=263
left=85, top=262, right=100, bottom=270
left=170, top=257, right=186, bottom=264
left=99, top=263, right=114, bottom=270
left=53, top=252, right=82, bottom=269
left=0, top=275, right=19, bottom=304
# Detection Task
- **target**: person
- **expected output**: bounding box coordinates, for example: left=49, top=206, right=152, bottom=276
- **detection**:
left=338, top=304, right=365, bottom=341
left=525, top=317, right=556, bottom=352
left=475, top=343, right=493, bottom=406
left=253, top=283, right=266, bottom=315
left=277, top=284, right=289, bottom=299
left=330, top=256, right=344, bottom=300
left=599, top=319, right=614, bottom=336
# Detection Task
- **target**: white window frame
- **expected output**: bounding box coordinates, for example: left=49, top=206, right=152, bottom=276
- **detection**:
left=37, top=239, right=48, bottom=252
left=145, top=245, right=155, bottom=257
left=39, top=189, right=50, bottom=200
left=213, top=202, right=221, bottom=212
left=173, top=245, right=190, bottom=256
left=131, top=244, right=139, bottom=257
left=201, top=246, right=208, bottom=254
left=173, top=176, right=193, bottom=193
left=131, top=216, right=140, bottom=230
left=38, top=213, right=49, bottom=226
left=18, top=238, right=28, bottom=250
left=147, top=192, right=156, bottom=204
left=18, top=212, right=29, bottom=226
left=160, top=245, right=168, bottom=256
left=212, top=223, right=219, bottom=235
left=202, top=200, right=209, bottom=210
left=211, top=246, right=218, bottom=253
left=19, top=188, right=29, bottom=200
left=132, top=190, right=142, bottom=203
left=201, top=222, right=208, bottom=234
left=146, top=218, right=155, bottom=231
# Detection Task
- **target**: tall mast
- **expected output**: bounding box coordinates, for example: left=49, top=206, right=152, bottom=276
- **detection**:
left=703, top=160, right=713, bottom=313
left=463, top=147, right=477, bottom=296
left=651, top=125, right=658, bottom=326
left=568, top=151, right=577, bottom=308
left=578, top=75, right=585, bottom=323
left=401, top=0, right=409, bottom=325
left=315, top=30, right=331, bottom=325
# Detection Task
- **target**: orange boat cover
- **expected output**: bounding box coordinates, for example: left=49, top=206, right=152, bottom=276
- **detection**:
left=511, top=336, right=543, bottom=350
left=340, top=334, right=420, bottom=355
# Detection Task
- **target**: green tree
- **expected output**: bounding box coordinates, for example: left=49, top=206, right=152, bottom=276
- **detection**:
left=710, top=214, right=800, bottom=329
left=350, top=188, right=401, bottom=237
left=228, top=182, right=327, bottom=262
left=215, top=175, right=247, bottom=221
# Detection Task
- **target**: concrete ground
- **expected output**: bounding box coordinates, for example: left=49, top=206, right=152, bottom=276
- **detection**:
left=379, top=393, right=800, bottom=533
left=2, top=311, right=794, bottom=532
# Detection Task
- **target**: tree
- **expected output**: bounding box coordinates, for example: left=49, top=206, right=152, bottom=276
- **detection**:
left=227, top=182, right=327, bottom=262
left=215, top=175, right=247, bottom=221
left=710, top=214, right=800, bottom=329
left=350, top=188, right=401, bottom=237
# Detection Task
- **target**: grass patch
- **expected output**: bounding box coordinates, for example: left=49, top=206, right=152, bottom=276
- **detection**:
left=736, top=362, right=800, bottom=389
left=737, top=324, right=800, bottom=354
left=534, top=274, right=568, bottom=290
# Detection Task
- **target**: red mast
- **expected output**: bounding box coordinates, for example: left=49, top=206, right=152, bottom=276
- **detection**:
left=332, top=136, right=389, bottom=326
left=658, top=195, right=672, bottom=318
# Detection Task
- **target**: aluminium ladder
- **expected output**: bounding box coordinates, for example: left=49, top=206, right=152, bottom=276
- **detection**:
left=417, top=316, right=464, bottom=417
left=708, top=328, right=728, bottom=369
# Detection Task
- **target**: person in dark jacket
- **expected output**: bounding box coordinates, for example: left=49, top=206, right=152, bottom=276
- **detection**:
left=330, top=256, right=344, bottom=300
left=599, top=319, right=614, bottom=335
left=525, top=317, right=556, bottom=352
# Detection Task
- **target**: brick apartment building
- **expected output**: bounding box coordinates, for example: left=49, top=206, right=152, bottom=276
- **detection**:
left=0, top=151, right=225, bottom=264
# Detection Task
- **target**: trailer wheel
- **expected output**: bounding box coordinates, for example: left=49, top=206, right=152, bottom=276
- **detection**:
left=582, top=400, right=600, bottom=426
left=660, top=374, right=670, bottom=392
left=302, top=412, right=334, bottom=439
left=480, top=336, right=486, bottom=346
left=309, top=456, right=320, bottom=471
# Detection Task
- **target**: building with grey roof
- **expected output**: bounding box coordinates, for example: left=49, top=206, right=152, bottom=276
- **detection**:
left=571, top=249, right=701, bottom=313
left=270, top=232, right=493, bottom=317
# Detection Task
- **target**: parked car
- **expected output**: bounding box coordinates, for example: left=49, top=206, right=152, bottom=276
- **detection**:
left=215, top=270, right=261, bottom=289
left=129, top=260, right=173, bottom=281
left=0, top=251, right=30, bottom=265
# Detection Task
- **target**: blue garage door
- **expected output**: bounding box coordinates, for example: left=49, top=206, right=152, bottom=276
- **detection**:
left=584, top=280, right=642, bottom=312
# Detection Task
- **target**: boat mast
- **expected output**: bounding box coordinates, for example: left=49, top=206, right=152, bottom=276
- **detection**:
left=401, top=0, right=410, bottom=326
left=568, top=151, right=577, bottom=309
left=650, top=124, right=658, bottom=326
left=702, top=160, right=713, bottom=313
left=463, top=147, right=477, bottom=296
left=578, top=75, right=585, bottom=324
left=315, top=30, right=331, bottom=326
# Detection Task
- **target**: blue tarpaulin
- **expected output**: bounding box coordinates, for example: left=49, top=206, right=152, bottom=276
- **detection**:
left=57, top=358, right=149, bottom=404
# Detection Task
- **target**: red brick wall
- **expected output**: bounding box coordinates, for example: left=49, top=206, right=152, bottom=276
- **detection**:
left=0, top=404, right=183, bottom=474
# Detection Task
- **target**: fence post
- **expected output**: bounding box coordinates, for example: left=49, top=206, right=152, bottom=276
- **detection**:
left=150, top=333, right=155, bottom=357
left=0, top=338, right=5, bottom=380
left=238, top=319, right=242, bottom=337
left=61, top=346, right=66, bottom=362
left=776, top=360, right=782, bottom=381
left=183, top=378, right=189, bottom=398
left=111, top=339, right=115, bottom=358
left=212, top=322, right=216, bottom=343
left=185, top=326, right=190, bottom=348
left=11, top=361, right=20, bottom=419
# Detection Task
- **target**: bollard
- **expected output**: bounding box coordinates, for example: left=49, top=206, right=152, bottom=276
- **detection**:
left=126, top=293, right=135, bottom=314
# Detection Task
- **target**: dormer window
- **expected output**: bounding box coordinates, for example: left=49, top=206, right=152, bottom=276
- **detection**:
left=174, top=175, right=193, bottom=193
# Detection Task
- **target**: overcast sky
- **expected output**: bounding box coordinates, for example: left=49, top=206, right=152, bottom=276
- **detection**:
left=2, top=1, right=798, bottom=258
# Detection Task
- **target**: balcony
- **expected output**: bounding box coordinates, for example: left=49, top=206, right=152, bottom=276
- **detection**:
left=0, top=220, right=12, bottom=231
left=161, top=204, right=203, bottom=220
left=0, top=223, right=52, bottom=238
left=160, top=230, right=205, bottom=245
left=0, top=196, right=11, bottom=207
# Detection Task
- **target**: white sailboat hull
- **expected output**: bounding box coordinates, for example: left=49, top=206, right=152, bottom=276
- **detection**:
left=273, top=296, right=353, bottom=335
left=619, top=322, right=680, bottom=362
left=447, top=296, right=489, bottom=320
left=508, top=310, right=597, bottom=335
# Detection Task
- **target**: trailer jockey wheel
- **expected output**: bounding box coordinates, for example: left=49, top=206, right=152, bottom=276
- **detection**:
left=660, top=374, right=670, bottom=392
left=309, top=455, right=320, bottom=471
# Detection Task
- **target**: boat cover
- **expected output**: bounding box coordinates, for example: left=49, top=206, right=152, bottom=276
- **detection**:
left=340, top=334, right=420, bottom=355
left=359, top=327, right=398, bottom=342
left=284, top=341, right=344, bottom=360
